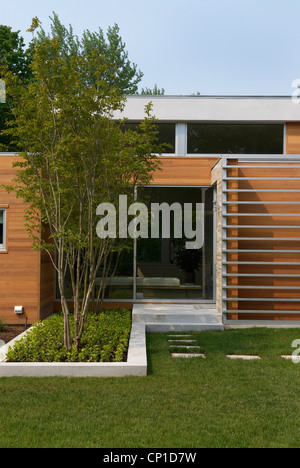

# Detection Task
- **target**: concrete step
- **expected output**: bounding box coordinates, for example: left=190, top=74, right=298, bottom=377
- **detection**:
left=133, top=304, right=219, bottom=313
left=132, top=304, right=224, bottom=332
left=146, top=323, right=224, bottom=332
left=133, top=313, right=222, bottom=323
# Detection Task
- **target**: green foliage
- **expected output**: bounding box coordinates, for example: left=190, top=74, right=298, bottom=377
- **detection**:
left=35, top=12, right=143, bottom=94
left=0, top=25, right=34, bottom=150
left=27, top=17, right=42, bottom=34
left=138, top=84, right=165, bottom=95
left=0, top=25, right=33, bottom=81
left=6, top=309, right=131, bottom=363
left=0, top=13, right=147, bottom=150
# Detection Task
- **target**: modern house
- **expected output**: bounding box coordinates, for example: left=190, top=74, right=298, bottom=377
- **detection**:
left=1, top=95, right=300, bottom=327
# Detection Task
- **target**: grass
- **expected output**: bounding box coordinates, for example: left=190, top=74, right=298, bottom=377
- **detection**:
left=1, top=328, right=300, bottom=448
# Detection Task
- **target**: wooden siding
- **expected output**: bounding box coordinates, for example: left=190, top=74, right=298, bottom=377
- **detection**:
left=152, top=156, right=219, bottom=186
left=0, top=155, right=56, bottom=324
left=0, top=155, right=41, bottom=324
left=286, top=123, right=300, bottom=154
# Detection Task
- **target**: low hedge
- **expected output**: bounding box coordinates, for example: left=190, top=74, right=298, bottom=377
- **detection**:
left=6, top=309, right=131, bottom=363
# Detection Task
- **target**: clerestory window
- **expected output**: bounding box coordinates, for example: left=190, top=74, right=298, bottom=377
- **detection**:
left=187, top=124, right=284, bottom=154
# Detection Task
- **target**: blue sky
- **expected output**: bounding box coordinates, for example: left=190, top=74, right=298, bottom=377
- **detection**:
left=1, top=0, right=300, bottom=96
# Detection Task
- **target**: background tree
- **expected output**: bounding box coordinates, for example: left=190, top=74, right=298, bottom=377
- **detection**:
left=0, top=25, right=34, bottom=150
left=1, top=13, right=164, bottom=150
left=35, top=12, right=143, bottom=94
left=0, top=25, right=33, bottom=81
left=3, top=38, right=162, bottom=352
left=138, top=84, right=165, bottom=95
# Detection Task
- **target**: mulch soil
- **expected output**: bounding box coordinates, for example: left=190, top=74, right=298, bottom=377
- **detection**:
left=0, top=326, right=27, bottom=344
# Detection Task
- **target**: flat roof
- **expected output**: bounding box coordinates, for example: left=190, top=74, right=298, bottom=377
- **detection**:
left=115, top=95, right=300, bottom=122
left=128, top=95, right=292, bottom=98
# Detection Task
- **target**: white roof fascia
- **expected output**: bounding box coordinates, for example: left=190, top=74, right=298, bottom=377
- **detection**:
left=114, top=96, right=300, bottom=123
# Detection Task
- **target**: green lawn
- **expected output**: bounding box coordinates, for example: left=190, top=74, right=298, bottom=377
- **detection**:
left=1, top=328, right=300, bottom=448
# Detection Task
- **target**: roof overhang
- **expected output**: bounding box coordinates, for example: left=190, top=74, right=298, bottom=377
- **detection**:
left=114, top=96, right=300, bottom=123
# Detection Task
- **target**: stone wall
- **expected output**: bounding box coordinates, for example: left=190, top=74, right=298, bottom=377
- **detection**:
left=211, top=159, right=223, bottom=314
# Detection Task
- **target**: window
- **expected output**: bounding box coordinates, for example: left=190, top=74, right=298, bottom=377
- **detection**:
left=0, top=209, right=6, bottom=250
left=121, top=122, right=176, bottom=153
left=136, top=187, right=214, bottom=300
left=156, top=123, right=176, bottom=153
left=187, top=124, right=284, bottom=154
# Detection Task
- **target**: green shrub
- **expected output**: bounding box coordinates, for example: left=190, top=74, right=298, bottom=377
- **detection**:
left=6, top=309, right=131, bottom=363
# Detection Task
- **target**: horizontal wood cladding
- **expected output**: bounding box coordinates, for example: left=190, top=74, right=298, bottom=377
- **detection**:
left=226, top=314, right=300, bottom=320
left=286, top=123, right=300, bottom=154
left=0, top=155, right=41, bottom=324
left=151, top=156, right=219, bottom=186
left=223, top=157, right=300, bottom=321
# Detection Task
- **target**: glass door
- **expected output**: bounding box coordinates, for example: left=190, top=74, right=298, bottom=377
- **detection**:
left=135, top=186, right=214, bottom=300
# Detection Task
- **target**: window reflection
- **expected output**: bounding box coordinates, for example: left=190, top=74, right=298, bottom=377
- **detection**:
left=187, top=124, right=284, bottom=154
left=122, top=122, right=176, bottom=153
left=136, top=187, right=214, bottom=300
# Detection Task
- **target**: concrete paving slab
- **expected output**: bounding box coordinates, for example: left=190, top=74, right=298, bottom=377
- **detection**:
left=169, top=345, right=202, bottom=349
left=171, top=353, right=206, bottom=358
left=226, top=355, right=261, bottom=360
left=168, top=340, right=197, bottom=343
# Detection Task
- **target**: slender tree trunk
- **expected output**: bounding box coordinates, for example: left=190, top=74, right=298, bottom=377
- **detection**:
left=58, top=268, right=72, bottom=351
left=61, top=295, right=72, bottom=351
left=73, top=248, right=81, bottom=350
left=57, top=241, right=72, bottom=352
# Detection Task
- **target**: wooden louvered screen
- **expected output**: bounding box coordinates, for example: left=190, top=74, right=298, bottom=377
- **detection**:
left=222, top=155, right=300, bottom=322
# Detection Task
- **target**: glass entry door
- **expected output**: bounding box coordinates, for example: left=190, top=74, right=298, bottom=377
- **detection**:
left=135, top=186, right=214, bottom=300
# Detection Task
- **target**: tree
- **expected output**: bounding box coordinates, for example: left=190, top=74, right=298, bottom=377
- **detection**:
left=138, top=84, right=165, bottom=95
left=0, top=26, right=34, bottom=151
left=3, top=38, right=162, bottom=352
left=0, top=25, right=33, bottom=81
left=35, top=12, right=143, bottom=94
left=0, top=14, right=147, bottom=150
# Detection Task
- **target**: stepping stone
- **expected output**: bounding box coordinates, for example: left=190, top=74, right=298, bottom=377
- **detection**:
left=281, top=355, right=300, bottom=362
left=167, top=335, right=193, bottom=338
left=226, top=355, right=261, bottom=360
left=169, top=345, right=202, bottom=349
left=171, top=353, right=206, bottom=358
left=168, top=340, right=197, bottom=343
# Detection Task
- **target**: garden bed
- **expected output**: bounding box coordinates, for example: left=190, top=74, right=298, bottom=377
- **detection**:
left=0, top=310, right=147, bottom=377
left=0, top=326, right=27, bottom=344
left=6, top=309, right=132, bottom=363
